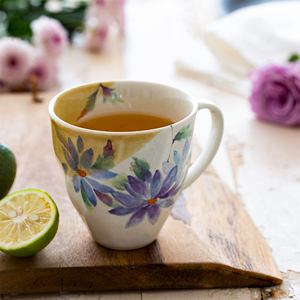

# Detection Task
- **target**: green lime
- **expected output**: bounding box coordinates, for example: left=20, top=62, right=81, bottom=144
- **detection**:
left=0, top=143, right=17, bottom=199
left=0, top=188, right=59, bottom=257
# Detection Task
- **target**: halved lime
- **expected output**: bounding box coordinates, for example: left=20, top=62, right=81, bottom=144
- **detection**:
left=0, top=189, right=59, bottom=257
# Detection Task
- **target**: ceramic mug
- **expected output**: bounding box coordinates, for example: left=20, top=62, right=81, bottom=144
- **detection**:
left=49, top=80, right=223, bottom=250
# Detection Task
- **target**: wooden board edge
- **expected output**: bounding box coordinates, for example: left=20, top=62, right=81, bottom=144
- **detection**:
left=0, top=263, right=283, bottom=294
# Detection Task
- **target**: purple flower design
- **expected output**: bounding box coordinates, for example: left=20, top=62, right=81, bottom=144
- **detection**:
left=76, top=82, right=124, bottom=121
left=61, top=135, right=117, bottom=208
left=100, top=83, right=114, bottom=98
left=109, top=165, right=185, bottom=228
left=100, top=83, right=124, bottom=104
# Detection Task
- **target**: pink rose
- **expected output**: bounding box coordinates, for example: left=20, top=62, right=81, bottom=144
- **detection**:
left=249, top=63, right=300, bottom=126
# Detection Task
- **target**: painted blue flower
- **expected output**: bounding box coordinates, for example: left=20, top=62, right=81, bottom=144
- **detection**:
left=163, top=138, right=189, bottom=179
left=109, top=165, right=185, bottom=228
left=62, top=136, right=117, bottom=208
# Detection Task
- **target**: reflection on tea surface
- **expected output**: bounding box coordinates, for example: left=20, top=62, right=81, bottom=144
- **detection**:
left=76, top=113, right=174, bottom=132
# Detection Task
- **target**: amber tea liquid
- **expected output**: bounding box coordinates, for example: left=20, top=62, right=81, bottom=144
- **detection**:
left=76, top=112, right=174, bottom=132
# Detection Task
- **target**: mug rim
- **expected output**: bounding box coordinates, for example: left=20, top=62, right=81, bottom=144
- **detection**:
left=48, top=80, right=198, bottom=136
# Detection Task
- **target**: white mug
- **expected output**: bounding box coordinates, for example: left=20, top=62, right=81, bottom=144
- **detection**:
left=49, top=80, right=223, bottom=250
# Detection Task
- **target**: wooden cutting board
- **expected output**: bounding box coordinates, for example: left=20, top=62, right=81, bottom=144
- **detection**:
left=0, top=91, right=282, bottom=294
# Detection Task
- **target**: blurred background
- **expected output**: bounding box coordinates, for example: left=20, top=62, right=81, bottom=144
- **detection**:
left=1, top=0, right=299, bottom=95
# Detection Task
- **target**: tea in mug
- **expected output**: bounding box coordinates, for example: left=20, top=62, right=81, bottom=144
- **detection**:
left=76, top=112, right=174, bottom=132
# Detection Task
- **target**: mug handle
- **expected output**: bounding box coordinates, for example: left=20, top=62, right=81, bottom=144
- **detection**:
left=182, top=99, right=224, bottom=190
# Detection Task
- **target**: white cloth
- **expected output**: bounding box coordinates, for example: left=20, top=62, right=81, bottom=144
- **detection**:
left=176, top=1, right=300, bottom=97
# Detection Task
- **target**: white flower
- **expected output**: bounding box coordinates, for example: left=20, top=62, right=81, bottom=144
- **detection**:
left=0, top=37, right=33, bottom=85
left=31, top=16, right=68, bottom=60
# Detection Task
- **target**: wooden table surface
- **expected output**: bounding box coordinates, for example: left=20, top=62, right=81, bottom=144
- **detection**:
left=1, top=0, right=300, bottom=299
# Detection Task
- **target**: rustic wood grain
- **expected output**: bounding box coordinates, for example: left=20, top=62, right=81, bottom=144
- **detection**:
left=0, top=85, right=282, bottom=294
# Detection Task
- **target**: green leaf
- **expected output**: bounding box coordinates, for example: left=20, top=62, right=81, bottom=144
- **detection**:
left=131, top=157, right=150, bottom=181
left=111, top=199, right=122, bottom=209
left=111, top=173, right=128, bottom=191
left=2, top=0, right=87, bottom=40
left=103, top=92, right=124, bottom=104
left=111, top=93, right=124, bottom=103
left=86, top=93, right=97, bottom=112
left=288, top=54, right=299, bottom=62
left=173, top=124, right=192, bottom=143
left=53, top=121, right=69, bottom=150
left=86, top=86, right=100, bottom=112
left=80, top=181, right=92, bottom=210
left=91, top=154, right=114, bottom=170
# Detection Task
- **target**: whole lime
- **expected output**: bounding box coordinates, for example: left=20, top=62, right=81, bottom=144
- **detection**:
left=0, top=143, right=17, bottom=199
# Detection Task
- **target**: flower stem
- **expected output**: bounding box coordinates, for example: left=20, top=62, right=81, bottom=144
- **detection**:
left=167, top=125, right=174, bottom=162
left=12, top=75, right=42, bottom=103
left=28, top=75, right=43, bottom=103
